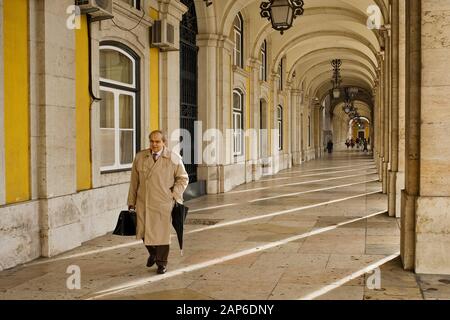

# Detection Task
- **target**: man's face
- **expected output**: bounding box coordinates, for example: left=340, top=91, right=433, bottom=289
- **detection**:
left=150, top=133, right=164, bottom=153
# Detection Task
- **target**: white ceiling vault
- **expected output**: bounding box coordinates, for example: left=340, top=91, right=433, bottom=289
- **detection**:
left=194, top=0, right=390, bottom=113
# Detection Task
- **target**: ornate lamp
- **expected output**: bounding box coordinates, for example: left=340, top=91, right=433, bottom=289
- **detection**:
left=331, top=59, right=342, bottom=99
left=260, top=0, right=305, bottom=35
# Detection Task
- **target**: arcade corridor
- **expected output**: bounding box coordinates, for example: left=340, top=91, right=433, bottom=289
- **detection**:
left=1, top=151, right=448, bottom=300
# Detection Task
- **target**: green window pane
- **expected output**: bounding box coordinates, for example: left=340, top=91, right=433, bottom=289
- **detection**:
left=100, top=91, right=115, bottom=129
left=100, top=49, right=133, bottom=85
left=120, top=131, right=134, bottom=165
left=119, top=94, right=134, bottom=129
left=100, top=129, right=115, bottom=167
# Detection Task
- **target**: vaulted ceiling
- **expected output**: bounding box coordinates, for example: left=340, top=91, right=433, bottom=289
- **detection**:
left=195, top=0, right=390, bottom=115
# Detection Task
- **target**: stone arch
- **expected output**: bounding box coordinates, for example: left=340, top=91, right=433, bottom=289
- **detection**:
left=250, top=7, right=383, bottom=60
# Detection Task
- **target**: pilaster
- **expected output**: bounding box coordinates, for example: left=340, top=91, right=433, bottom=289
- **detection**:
left=30, top=0, right=78, bottom=257
left=158, top=0, right=187, bottom=149
left=388, top=0, right=400, bottom=217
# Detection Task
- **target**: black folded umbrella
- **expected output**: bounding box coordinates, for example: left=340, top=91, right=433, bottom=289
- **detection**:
left=113, top=210, right=137, bottom=236
left=171, top=202, right=189, bottom=255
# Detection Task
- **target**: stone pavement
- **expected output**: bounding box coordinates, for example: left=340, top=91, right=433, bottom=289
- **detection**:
left=1, top=151, right=449, bottom=300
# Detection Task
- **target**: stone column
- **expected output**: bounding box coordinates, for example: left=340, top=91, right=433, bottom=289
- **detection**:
left=318, top=105, right=324, bottom=158
left=300, top=102, right=305, bottom=162
left=377, top=57, right=385, bottom=182
left=291, top=89, right=301, bottom=164
left=271, top=72, right=280, bottom=161
left=371, top=82, right=378, bottom=158
left=248, top=58, right=261, bottom=181
left=400, top=0, right=420, bottom=271
left=197, top=34, right=217, bottom=193
left=285, top=87, right=292, bottom=166
left=29, top=0, right=78, bottom=256
left=388, top=0, right=400, bottom=217
left=373, top=84, right=379, bottom=171
left=197, top=34, right=233, bottom=194
left=158, top=0, right=186, bottom=149
left=396, top=0, right=407, bottom=217
left=313, top=103, right=321, bottom=158
left=382, top=28, right=391, bottom=194
left=413, top=0, right=450, bottom=274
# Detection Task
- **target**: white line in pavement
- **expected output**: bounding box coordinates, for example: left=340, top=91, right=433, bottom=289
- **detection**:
left=23, top=241, right=143, bottom=267
left=187, top=190, right=382, bottom=234
left=25, top=189, right=382, bottom=267
left=227, top=171, right=378, bottom=194
left=256, top=166, right=376, bottom=183
left=249, top=179, right=379, bottom=203
left=299, top=252, right=401, bottom=300
left=190, top=178, right=378, bottom=213
left=190, top=203, right=238, bottom=213
left=267, top=162, right=375, bottom=177
left=86, top=210, right=388, bottom=300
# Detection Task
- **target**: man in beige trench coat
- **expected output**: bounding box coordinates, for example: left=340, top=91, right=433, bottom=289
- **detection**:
left=127, top=130, right=189, bottom=274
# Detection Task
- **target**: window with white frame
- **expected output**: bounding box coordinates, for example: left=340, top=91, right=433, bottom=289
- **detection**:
left=233, top=13, right=243, bottom=68
left=278, top=59, right=283, bottom=91
left=308, top=115, right=311, bottom=147
left=99, top=43, right=140, bottom=172
left=260, top=40, right=267, bottom=82
left=118, top=0, right=141, bottom=10
left=277, top=105, right=283, bottom=151
left=233, top=90, right=244, bottom=156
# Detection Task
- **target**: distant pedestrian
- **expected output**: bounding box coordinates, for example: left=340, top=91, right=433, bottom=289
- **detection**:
left=327, top=140, right=334, bottom=154
left=363, top=139, right=368, bottom=152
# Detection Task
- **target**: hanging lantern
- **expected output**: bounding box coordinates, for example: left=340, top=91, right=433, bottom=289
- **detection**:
left=331, top=59, right=342, bottom=98
left=260, top=0, right=305, bottom=35
left=333, top=88, right=341, bottom=99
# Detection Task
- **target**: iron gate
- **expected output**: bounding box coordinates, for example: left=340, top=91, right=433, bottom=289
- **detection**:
left=180, top=0, right=198, bottom=183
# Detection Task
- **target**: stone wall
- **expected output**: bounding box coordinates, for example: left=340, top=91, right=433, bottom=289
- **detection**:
left=415, top=0, right=450, bottom=274
left=0, top=183, right=129, bottom=271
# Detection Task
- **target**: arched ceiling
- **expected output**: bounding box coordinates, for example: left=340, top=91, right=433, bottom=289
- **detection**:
left=334, top=101, right=372, bottom=122
left=194, top=0, right=390, bottom=109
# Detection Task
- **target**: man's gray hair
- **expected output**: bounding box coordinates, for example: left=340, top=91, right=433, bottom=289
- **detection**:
left=149, top=130, right=167, bottom=143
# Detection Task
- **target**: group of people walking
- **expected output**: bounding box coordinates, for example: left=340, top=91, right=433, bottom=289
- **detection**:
left=326, top=136, right=370, bottom=154
left=345, top=137, right=369, bottom=152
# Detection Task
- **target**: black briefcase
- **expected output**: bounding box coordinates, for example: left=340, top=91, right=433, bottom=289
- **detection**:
left=113, top=210, right=137, bottom=236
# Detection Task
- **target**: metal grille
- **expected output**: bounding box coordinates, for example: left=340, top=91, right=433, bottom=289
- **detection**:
left=180, top=0, right=198, bottom=183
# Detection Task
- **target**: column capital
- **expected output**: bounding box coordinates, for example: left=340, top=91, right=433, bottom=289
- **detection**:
left=381, top=24, right=392, bottom=37
left=197, top=33, right=221, bottom=47
left=271, top=72, right=280, bottom=81
left=157, top=0, right=188, bottom=21
left=248, top=57, right=262, bottom=69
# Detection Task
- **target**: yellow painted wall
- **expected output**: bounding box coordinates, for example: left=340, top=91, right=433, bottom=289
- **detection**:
left=76, top=15, right=92, bottom=191
left=149, top=8, right=159, bottom=132
left=4, top=0, right=30, bottom=204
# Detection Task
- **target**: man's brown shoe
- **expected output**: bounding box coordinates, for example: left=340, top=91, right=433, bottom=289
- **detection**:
left=157, top=266, right=167, bottom=274
left=146, top=256, right=156, bottom=267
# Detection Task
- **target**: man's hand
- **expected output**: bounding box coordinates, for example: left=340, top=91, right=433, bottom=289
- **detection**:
left=128, top=205, right=136, bottom=211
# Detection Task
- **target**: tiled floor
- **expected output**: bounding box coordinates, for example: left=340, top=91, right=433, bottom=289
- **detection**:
left=1, top=151, right=449, bottom=300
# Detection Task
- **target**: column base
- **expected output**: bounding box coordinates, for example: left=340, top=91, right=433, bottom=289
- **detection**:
left=395, top=171, right=405, bottom=218
left=388, top=170, right=398, bottom=217
left=400, top=190, right=416, bottom=271
left=415, top=196, right=450, bottom=275
left=382, top=161, right=389, bottom=194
